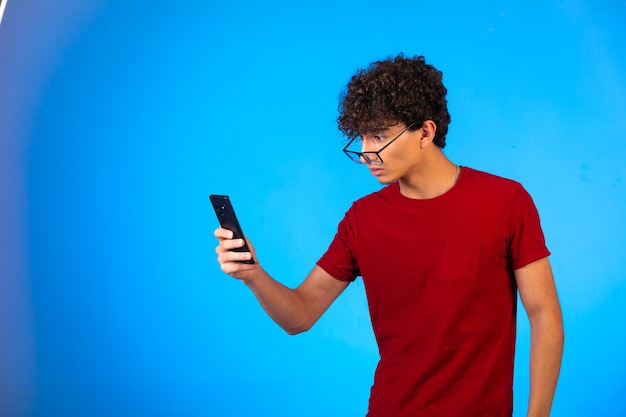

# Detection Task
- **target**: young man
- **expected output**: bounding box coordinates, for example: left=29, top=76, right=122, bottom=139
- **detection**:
left=214, top=54, right=564, bottom=417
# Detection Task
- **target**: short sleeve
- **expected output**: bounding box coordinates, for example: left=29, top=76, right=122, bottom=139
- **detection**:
left=317, top=206, right=361, bottom=282
left=506, top=184, right=551, bottom=270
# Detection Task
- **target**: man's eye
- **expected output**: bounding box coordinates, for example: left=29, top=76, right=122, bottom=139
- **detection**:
left=374, top=135, right=385, bottom=141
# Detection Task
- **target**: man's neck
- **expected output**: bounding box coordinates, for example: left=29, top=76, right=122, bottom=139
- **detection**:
left=398, top=151, right=458, bottom=200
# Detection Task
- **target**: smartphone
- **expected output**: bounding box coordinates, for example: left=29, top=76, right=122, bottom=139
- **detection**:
left=210, top=194, right=255, bottom=264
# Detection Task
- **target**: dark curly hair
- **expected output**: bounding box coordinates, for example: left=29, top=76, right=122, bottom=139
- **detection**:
left=338, top=54, right=451, bottom=148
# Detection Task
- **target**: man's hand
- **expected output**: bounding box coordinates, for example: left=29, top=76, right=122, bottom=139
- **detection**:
left=214, top=227, right=261, bottom=282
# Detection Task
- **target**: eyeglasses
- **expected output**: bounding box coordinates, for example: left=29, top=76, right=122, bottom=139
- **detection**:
left=342, top=123, right=418, bottom=165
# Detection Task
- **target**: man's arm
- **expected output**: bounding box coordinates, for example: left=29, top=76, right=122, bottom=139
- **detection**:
left=515, top=257, right=564, bottom=417
left=214, top=227, right=349, bottom=334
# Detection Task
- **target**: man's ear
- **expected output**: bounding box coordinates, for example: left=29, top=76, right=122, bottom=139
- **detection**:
left=419, top=120, right=437, bottom=148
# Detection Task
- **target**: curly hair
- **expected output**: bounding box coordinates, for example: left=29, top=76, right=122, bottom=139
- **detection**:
left=338, top=54, right=451, bottom=148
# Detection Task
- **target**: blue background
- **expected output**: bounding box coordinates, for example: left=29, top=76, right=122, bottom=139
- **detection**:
left=1, top=0, right=625, bottom=416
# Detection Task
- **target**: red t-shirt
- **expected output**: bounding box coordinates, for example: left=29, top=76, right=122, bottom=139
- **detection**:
left=317, top=167, right=550, bottom=417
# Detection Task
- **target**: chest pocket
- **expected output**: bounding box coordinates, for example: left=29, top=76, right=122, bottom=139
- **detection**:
left=438, top=239, right=482, bottom=286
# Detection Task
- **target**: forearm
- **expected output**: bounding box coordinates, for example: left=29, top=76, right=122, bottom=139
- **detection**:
left=526, top=310, right=564, bottom=417
left=214, top=229, right=344, bottom=335
left=242, top=268, right=312, bottom=335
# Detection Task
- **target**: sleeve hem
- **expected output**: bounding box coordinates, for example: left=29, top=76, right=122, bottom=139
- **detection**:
left=511, top=249, right=551, bottom=271
left=316, top=260, right=356, bottom=283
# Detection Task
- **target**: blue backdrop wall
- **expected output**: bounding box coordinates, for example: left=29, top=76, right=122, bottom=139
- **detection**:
left=1, top=1, right=625, bottom=416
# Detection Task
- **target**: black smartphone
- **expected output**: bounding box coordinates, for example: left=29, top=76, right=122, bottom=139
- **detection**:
left=210, top=194, right=255, bottom=264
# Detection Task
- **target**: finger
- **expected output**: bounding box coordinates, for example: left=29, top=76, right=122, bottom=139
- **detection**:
left=215, top=239, right=247, bottom=256
left=214, top=227, right=234, bottom=240
left=220, top=264, right=255, bottom=280
left=223, top=238, right=246, bottom=251
left=217, top=247, right=253, bottom=264
left=218, top=255, right=258, bottom=276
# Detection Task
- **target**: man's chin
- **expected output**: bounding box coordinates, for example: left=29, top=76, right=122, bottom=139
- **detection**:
left=376, top=176, right=395, bottom=185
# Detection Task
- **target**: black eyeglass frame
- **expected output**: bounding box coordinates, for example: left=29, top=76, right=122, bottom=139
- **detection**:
left=342, top=123, right=419, bottom=165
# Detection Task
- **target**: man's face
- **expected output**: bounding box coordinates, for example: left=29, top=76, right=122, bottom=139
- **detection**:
left=358, top=123, right=423, bottom=184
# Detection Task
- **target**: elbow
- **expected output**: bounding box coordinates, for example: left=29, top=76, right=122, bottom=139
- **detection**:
left=529, top=307, right=565, bottom=345
left=283, top=319, right=314, bottom=336
left=282, top=295, right=318, bottom=335
left=284, top=323, right=312, bottom=336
